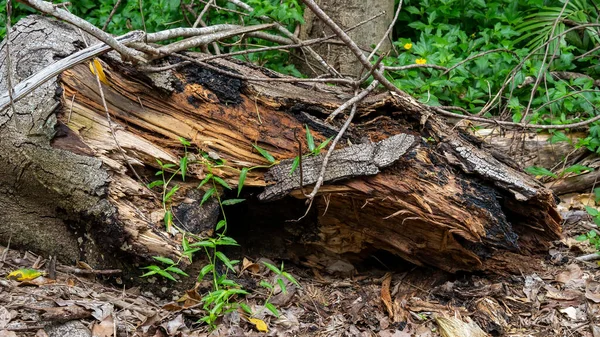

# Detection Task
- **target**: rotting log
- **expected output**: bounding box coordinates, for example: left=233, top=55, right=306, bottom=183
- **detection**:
left=0, top=16, right=561, bottom=275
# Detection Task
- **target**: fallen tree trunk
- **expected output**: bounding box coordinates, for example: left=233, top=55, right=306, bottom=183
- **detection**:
left=0, top=16, right=561, bottom=275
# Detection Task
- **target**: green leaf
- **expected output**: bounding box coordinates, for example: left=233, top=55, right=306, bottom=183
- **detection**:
left=141, top=265, right=162, bottom=272
left=563, top=165, right=594, bottom=175
left=213, top=176, right=231, bottom=189
left=156, top=270, right=177, bottom=281
left=179, top=137, right=191, bottom=146
left=586, top=206, right=599, bottom=217
left=290, top=156, right=300, bottom=175
left=147, top=180, right=164, bottom=189
left=198, top=264, right=214, bottom=281
left=253, top=144, right=275, bottom=163
left=282, top=271, right=300, bottom=287
left=165, top=266, right=189, bottom=277
left=216, top=251, right=235, bottom=271
left=180, top=156, right=188, bottom=181
left=162, top=163, right=177, bottom=169
left=190, top=240, right=216, bottom=248
left=262, top=261, right=281, bottom=275
left=576, top=234, right=589, bottom=241
left=260, top=280, right=274, bottom=289
left=200, top=187, right=216, bottom=205
left=305, top=125, right=315, bottom=152
left=164, top=185, right=180, bottom=202
left=153, top=256, right=175, bottom=265
left=265, top=302, right=280, bottom=317
left=164, top=211, right=173, bottom=228
left=214, top=236, right=239, bottom=246
left=216, top=220, right=226, bottom=231
left=239, top=302, right=253, bottom=315
left=277, top=278, right=287, bottom=294
left=315, top=137, right=333, bottom=153
left=221, top=199, right=245, bottom=205
left=238, top=168, right=248, bottom=197
left=141, top=270, right=158, bottom=277
left=198, top=174, right=213, bottom=188
left=525, top=166, right=558, bottom=179
left=549, top=131, right=571, bottom=144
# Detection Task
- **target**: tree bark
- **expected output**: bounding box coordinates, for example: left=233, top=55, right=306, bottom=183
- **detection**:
left=295, top=0, right=395, bottom=77
left=0, top=16, right=561, bottom=275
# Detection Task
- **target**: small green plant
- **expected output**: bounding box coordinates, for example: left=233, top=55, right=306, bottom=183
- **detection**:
left=290, top=125, right=332, bottom=175
left=148, top=137, right=191, bottom=231
left=141, top=256, right=189, bottom=282
left=525, top=164, right=594, bottom=179
left=258, top=261, right=300, bottom=317
left=144, top=137, right=296, bottom=330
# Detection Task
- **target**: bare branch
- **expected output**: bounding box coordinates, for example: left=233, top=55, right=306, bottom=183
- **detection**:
left=0, top=31, right=145, bottom=112
left=325, top=80, right=379, bottom=123
left=155, top=24, right=275, bottom=56
left=367, top=0, right=402, bottom=62
left=18, top=0, right=147, bottom=63
left=227, top=0, right=342, bottom=78
left=385, top=64, right=448, bottom=72
left=101, top=0, right=123, bottom=31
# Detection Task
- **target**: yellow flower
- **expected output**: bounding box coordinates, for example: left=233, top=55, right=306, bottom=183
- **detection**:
left=415, top=58, right=427, bottom=65
left=403, top=43, right=413, bottom=50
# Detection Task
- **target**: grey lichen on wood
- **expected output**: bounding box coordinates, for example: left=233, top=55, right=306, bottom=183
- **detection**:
left=259, top=133, right=416, bottom=201
left=444, top=139, right=538, bottom=200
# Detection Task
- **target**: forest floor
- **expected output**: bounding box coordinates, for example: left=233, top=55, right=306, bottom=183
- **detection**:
left=0, top=199, right=598, bottom=337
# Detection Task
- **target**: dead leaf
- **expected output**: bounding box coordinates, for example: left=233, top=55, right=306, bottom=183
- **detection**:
left=91, top=314, right=114, bottom=337
left=434, top=315, right=487, bottom=337
left=586, top=281, right=600, bottom=303
left=34, top=329, right=48, bottom=337
left=556, top=264, right=584, bottom=287
left=161, top=314, right=185, bottom=336
left=381, top=273, right=394, bottom=318
left=0, top=307, right=10, bottom=329
left=248, top=317, right=268, bottom=332
left=89, top=58, right=109, bottom=85
left=0, top=330, right=17, bottom=337
left=241, top=257, right=260, bottom=274
left=559, top=306, right=578, bottom=320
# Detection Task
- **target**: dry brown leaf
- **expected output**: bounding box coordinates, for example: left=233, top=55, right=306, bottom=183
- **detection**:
left=161, top=314, right=185, bottom=336
left=241, top=257, right=260, bottom=274
left=586, top=281, right=600, bottom=303
left=91, top=314, right=114, bottom=337
left=556, top=264, right=585, bottom=288
left=381, top=273, right=394, bottom=318
left=0, top=330, right=17, bottom=337
left=435, top=315, right=487, bottom=337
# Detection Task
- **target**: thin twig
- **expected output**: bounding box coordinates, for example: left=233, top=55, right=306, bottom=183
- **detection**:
left=101, top=0, right=123, bottom=31
left=520, top=0, right=569, bottom=123
left=385, top=64, right=448, bottom=72
left=18, top=0, right=147, bottom=63
left=305, top=101, right=358, bottom=200
left=367, top=0, right=402, bottom=62
left=194, top=0, right=214, bottom=28
left=325, top=80, right=379, bottom=122
left=141, top=13, right=383, bottom=73
left=227, top=0, right=342, bottom=78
